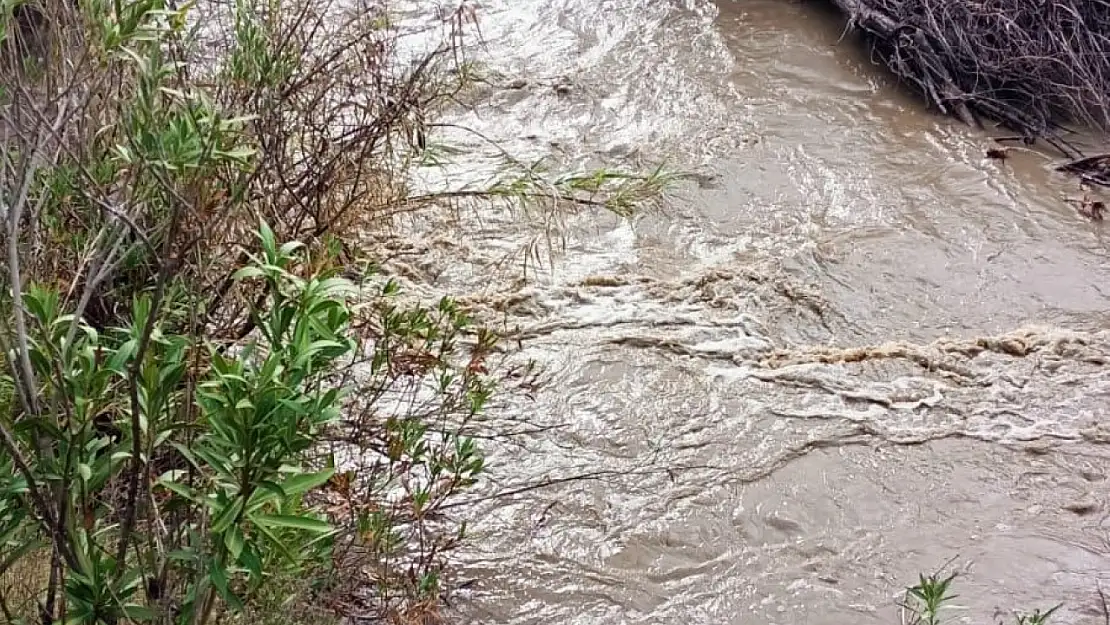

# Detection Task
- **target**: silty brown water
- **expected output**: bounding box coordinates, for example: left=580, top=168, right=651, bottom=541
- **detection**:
left=384, top=1, right=1110, bottom=623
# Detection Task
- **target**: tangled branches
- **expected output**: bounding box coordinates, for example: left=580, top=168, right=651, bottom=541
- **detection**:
left=827, top=0, right=1110, bottom=184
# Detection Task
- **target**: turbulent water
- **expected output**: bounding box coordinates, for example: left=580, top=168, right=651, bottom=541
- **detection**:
left=385, top=1, right=1110, bottom=623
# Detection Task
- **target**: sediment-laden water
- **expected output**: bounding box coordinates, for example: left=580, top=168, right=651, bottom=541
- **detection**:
left=386, top=1, right=1110, bottom=623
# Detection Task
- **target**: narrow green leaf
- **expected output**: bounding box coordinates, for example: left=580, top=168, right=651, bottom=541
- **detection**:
left=157, top=479, right=196, bottom=502
left=169, top=442, right=201, bottom=470
left=106, top=338, right=137, bottom=373
left=279, top=468, right=334, bottom=496
left=121, top=605, right=158, bottom=621
left=239, top=546, right=263, bottom=583
left=252, top=514, right=332, bottom=533
left=207, top=560, right=244, bottom=611
left=232, top=266, right=265, bottom=281
left=166, top=549, right=200, bottom=563
left=193, top=446, right=235, bottom=481
left=224, top=525, right=244, bottom=561
left=249, top=516, right=298, bottom=564
left=246, top=480, right=285, bottom=512
left=214, top=146, right=257, bottom=163
left=273, top=241, right=304, bottom=261
left=210, top=496, right=244, bottom=534
left=117, top=566, right=143, bottom=593
left=258, top=220, right=277, bottom=260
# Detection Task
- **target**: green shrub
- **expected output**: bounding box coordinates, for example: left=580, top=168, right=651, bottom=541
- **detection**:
left=0, top=0, right=666, bottom=621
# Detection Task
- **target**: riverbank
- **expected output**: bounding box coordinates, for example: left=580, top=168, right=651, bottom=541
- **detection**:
left=819, top=0, right=1110, bottom=187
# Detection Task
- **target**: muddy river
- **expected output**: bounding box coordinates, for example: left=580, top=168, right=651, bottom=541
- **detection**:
left=385, top=1, right=1110, bottom=623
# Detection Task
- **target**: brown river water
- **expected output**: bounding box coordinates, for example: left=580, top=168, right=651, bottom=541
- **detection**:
left=383, top=1, right=1110, bottom=623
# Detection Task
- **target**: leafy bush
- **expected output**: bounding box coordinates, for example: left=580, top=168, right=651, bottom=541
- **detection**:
left=0, top=222, right=352, bottom=624
left=0, top=0, right=664, bottom=621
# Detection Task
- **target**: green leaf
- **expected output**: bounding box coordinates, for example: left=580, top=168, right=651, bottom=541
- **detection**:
left=22, top=290, right=51, bottom=324
left=252, top=514, right=332, bottom=533
left=153, top=427, right=176, bottom=448
left=106, top=339, right=137, bottom=373
left=239, top=546, right=263, bottom=583
left=207, top=560, right=244, bottom=611
left=279, top=468, right=334, bottom=497
left=117, top=566, right=144, bottom=594
left=214, top=146, right=257, bottom=164
left=249, top=518, right=298, bottom=564
left=121, top=605, right=158, bottom=621
left=157, top=478, right=196, bottom=502
left=258, top=220, right=277, bottom=260
left=193, top=446, right=235, bottom=482
left=246, top=480, right=285, bottom=512
left=210, top=496, right=244, bottom=534
left=166, top=549, right=199, bottom=563
left=113, top=143, right=134, bottom=163
left=224, top=525, right=244, bottom=561
left=231, top=266, right=266, bottom=281
left=77, top=463, right=92, bottom=482
left=278, top=240, right=306, bottom=257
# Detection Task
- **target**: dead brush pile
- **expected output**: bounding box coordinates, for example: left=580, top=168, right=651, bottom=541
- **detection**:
left=826, top=0, right=1110, bottom=185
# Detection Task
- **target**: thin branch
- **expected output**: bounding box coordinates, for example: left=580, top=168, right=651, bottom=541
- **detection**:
left=4, top=134, right=45, bottom=418
left=0, top=586, right=13, bottom=625
left=63, top=225, right=130, bottom=360
left=113, top=251, right=177, bottom=573
left=0, top=422, right=79, bottom=571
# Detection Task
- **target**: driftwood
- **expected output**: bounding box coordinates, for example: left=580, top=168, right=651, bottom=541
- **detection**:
left=824, top=0, right=1110, bottom=185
